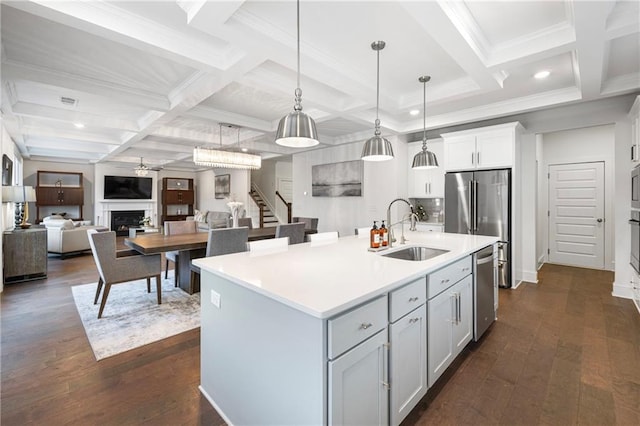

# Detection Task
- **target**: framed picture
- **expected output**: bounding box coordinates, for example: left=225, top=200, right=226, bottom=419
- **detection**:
left=2, top=154, right=12, bottom=186
left=312, top=160, right=363, bottom=197
left=215, top=174, right=230, bottom=199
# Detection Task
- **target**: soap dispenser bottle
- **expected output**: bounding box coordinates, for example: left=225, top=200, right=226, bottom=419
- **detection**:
left=380, top=220, right=388, bottom=247
left=370, top=221, right=380, bottom=249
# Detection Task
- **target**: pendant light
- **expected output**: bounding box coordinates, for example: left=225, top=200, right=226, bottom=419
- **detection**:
left=411, top=75, right=439, bottom=169
left=275, top=0, right=319, bottom=148
left=193, top=124, right=261, bottom=170
left=134, top=157, right=149, bottom=176
left=361, top=41, right=394, bottom=161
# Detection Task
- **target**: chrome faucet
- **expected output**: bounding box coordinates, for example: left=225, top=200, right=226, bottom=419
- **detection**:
left=386, top=198, right=414, bottom=248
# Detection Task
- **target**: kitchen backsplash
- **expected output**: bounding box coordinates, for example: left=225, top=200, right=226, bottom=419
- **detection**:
left=410, top=197, right=444, bottom=222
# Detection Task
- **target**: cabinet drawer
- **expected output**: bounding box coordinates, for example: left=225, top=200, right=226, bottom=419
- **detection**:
left=328, top=295, right=388, bottom=359
left=389, top=277, right=426, bottom=323
left=428, top=256, right=472, bottom=299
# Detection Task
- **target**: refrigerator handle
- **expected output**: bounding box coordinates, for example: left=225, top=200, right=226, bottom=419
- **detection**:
left=467, top=183, right=473, bottom=234
left=473, top=180, right=479, bottom=231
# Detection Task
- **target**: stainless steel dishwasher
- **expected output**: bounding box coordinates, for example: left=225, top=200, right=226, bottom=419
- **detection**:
left=473, top=245, right=497, bottom=341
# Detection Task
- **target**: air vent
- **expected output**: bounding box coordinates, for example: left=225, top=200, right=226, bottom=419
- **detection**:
left=60, top=96, right=77, bottom=106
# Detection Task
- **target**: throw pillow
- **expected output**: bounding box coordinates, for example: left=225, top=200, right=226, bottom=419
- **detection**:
left=43, top=215, right=64, bottom=222
left=194, top=209, right=208, bottom=223
left=61, top=219, right=75, bottom=230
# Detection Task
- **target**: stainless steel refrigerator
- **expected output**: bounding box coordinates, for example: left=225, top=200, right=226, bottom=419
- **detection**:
left=444, top=169, right=511, bottom=288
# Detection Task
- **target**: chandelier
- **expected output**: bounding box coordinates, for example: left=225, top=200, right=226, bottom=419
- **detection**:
left=134, top=157, right=149, bottom=176
left=193, top=124, right=262, bottom=170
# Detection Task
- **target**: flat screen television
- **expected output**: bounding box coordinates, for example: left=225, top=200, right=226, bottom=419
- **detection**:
left=104, top=175, right=153, bottom=200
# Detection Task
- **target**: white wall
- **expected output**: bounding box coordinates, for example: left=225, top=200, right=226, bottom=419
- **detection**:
left=537, top=124, right=616, bottom=270
left=251, top=158, right=293, bottom=223
left=292, top=135, right=408, bottom=237
left=196, top=168, right=250, bottom=215
left=519, top=133, right=538, bottom=283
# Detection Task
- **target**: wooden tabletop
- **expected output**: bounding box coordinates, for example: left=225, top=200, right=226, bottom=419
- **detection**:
left=124, top=227, right=317, bottom=254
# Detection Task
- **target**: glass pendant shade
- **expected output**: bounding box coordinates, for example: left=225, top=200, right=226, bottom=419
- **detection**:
left=411, top=75, right=438, bottom=170
left=134, top=157, right=149, bottom=176
left=275, top=108, right=319, bottom=148
left=362, top=40, right=393, bottom=162
left=193, top=147, right=262, bottom=170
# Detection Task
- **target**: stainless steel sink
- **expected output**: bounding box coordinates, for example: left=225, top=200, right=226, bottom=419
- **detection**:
left=381, top=246, right=449, bottom=261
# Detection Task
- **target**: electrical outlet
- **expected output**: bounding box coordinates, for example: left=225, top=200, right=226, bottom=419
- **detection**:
left=210, top=290, right=221, bottom=308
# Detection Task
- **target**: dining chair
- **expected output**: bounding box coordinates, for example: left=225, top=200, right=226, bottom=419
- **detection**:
left=237, top=217, right=253, bottom=229
left=307, top=231, right=339, bottom=244
left=87, top=230, right=162, bottom=319
left=292, top=217, right=319, bottom=231
left=164, top=220, right=198, bottom=287
left=275, top=222, right=306, bottom=244
left=190, top=227, right=249, bottom=290
left=248, top=237, right=289, bottom=252
left=355, top=227, right=370, bottom=238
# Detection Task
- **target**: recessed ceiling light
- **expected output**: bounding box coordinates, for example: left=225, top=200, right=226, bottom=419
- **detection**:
left=410, top=109, right=420, bottom=116
left=241, top=148, right=248, bottom=152
left=73, top=122, right=85, bottom=128
left=534, top=70, right=550, bottom=79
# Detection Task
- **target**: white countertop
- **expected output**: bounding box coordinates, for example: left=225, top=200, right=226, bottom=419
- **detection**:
left=193, top=231, right=497, bottom=319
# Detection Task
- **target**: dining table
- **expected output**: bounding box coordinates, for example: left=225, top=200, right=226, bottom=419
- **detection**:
left=124, top=227, right=317, bottom=294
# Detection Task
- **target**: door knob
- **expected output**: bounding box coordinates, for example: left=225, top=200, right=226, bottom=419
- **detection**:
left=597, top=218, right=603, bottom=223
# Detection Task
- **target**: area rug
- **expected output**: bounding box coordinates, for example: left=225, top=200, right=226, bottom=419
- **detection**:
left=71, top=272, right=200, bottom=361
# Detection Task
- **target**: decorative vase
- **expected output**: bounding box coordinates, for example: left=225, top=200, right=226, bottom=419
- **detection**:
left=232, top=214, right=239, bottom=228
left=227, top=201, right=243, bottom=228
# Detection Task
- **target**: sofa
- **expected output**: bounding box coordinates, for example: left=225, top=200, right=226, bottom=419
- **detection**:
left=187, top=210, right=232, bottom=232
left=43, top=216, right=109, bottom=258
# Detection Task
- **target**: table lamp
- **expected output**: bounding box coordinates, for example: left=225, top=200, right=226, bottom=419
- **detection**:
left=2, top=185, right=37, bottom=228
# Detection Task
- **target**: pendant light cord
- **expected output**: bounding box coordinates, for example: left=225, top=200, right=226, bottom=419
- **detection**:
left=376, top=48, right=380, bottom=122
left=422, top=79, right=427, bottom=150
left=297, top=0, right=300, bottom=90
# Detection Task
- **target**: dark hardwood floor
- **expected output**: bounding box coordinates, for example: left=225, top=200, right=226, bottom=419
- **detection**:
left=2, top=246, right=639, bottom=425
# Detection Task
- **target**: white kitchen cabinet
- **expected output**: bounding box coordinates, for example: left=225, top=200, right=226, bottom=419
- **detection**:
left=427, top=257, right=473, bottom=388
left=389, top=304, right=427, bottom=426
left=407, top=139, right=444, bottom=197
left=629, top=96, right=640, bottom=162
left=442, top=122, right=522, bottom=171
left=329, top=329, right=389, bottom=426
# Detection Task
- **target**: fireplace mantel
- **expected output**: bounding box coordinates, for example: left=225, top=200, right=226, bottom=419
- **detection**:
left=97, top=200, right=158, bottom=229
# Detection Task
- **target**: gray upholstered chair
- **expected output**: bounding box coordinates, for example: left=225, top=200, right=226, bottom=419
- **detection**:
left=275, top=222, right=306, bottom=245
left=237, top=217, right=253, bottom=229
left=293, top=217, right=319, bottom=231
left=164, top=220, right=198, bottom=286
left=88, top=230, right=162, bottom=319
left=190, top=227, right=250, bottom=288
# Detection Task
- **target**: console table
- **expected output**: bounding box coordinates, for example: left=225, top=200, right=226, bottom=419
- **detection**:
left=3, top=228, right=47, bottom=283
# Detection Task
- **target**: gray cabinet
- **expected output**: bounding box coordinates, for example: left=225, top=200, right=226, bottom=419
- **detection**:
left=3, top=228, right=47, bottom=283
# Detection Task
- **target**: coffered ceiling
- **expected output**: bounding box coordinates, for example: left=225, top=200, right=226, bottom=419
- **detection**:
left=1, top=0, right=639, bottom=172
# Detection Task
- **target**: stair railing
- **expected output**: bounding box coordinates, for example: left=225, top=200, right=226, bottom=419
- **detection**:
left=275, top=191, right=292, bottom=223
left=249, top=183, right=280, bottom=227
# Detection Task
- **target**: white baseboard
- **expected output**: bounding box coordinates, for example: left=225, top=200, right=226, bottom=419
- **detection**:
left=199, top=385, right=234, bottom=426
left=612, top=281, right=634, bottom=299
left=537, top=255, right=545, bottom=270
left=521, top=270, right=538, bottom=284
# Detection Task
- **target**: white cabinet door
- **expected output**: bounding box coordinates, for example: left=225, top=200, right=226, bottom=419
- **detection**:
left=408, top=139, right=444, bottom=197
left=475, top=129, right=513, bottom=169
left=428, top=288, right=455, bottom=387
left=329, top=329, right=389, bottom=426
left=389, top=305, right=427, bottom=426
left=451, top=275, right=473, bottom=356
left=443, top=135, right=475, bottom=171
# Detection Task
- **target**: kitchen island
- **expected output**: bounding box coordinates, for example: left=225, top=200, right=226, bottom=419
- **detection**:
left=194, top=231, right=498, bottom=425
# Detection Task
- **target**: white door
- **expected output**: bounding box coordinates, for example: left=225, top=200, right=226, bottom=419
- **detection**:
left=548, top=162, right=605, bottom=269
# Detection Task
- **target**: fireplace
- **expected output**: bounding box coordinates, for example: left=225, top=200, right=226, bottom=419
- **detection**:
left=111, top=210, right=144, bottom=236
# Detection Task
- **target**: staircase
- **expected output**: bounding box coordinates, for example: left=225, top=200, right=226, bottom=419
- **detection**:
left=249, top=188, right=279, bottom=227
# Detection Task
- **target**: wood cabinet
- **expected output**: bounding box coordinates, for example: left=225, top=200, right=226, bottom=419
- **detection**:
left=407, top=139, right=444, bottom=197
left=161, top=177, right=194, bottom=223
left=442, top=122, right=522, bottom=171
left=630, top=96, right=640, bottom=162
left=3, top=228, right=47, bottom=283
left=36, top=171, right=83, bottom=222
left=428, top=274, right=473, bottom=387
